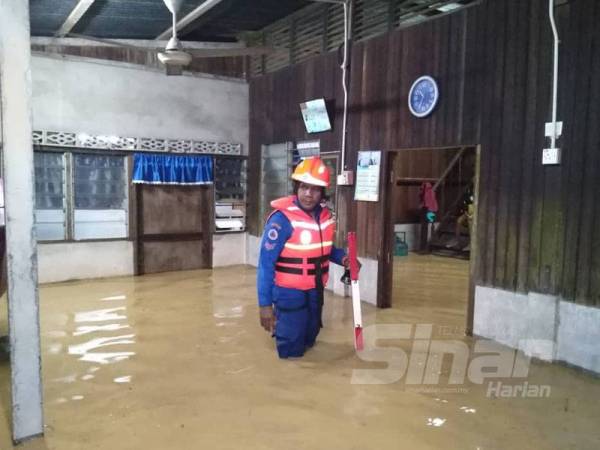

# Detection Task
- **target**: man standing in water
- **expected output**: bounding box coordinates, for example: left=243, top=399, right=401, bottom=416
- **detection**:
left=257, top=157, right=348, bottom=358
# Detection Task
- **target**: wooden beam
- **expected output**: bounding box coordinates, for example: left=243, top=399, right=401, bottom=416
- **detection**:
left=432, top=147, right=467, bottom=191
left=55, top=0, right=97, bottom=37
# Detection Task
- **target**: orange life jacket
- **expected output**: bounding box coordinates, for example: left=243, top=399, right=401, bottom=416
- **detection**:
left=269, top=196, right=335, bottom=291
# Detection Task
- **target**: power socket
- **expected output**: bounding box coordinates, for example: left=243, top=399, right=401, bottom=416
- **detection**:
left=542, top=148, right=561, bottom=165
left=337, top=170, right=354, bottom=186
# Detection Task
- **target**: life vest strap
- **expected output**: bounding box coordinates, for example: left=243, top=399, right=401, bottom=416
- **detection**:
left=275, top=265, right=303, bottom=275
left=276, top=255, right=329, bottom=265
left=275, top=265, right=330, bottom=276
left=308, top=267, right=329, bottom=276
left=307, top=255, right=329, bottom=264
left=277, top=256, right=303, bottom=264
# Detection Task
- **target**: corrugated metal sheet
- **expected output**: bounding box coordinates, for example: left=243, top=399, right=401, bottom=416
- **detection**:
left=29, top=0, right=80, bottom=36
left=71, top=0, right=177, bottom=39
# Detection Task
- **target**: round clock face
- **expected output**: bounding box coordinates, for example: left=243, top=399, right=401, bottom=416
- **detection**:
left=408, top=76, right=439, bottom=118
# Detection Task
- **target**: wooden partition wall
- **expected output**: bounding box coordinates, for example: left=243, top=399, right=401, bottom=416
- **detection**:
left=248, top=0, right=600, bottom=308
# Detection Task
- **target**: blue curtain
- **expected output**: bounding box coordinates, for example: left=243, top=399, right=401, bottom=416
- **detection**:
left=132, top=153, right=213, bottom=185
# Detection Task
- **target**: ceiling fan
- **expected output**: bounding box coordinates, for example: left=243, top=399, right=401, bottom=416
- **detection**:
left=157, top=0, right=193, bottom=74
left=41, top=0, right=280, bottom=76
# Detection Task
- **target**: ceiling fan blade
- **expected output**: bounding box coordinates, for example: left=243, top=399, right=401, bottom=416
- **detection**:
left=67, top=33, right=146, bottom=51
left=186, top=46, right=282, bottom=58
left=43, top=34, right=281, bottom=61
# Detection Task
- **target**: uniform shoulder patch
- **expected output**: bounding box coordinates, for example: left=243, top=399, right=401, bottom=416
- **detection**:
left=267, top=228, right=279, bottom=241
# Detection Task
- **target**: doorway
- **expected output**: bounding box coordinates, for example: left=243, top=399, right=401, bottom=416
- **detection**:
left=135, top=184, right=213, bottom=274
left=380, top=146, right=479, bottom=334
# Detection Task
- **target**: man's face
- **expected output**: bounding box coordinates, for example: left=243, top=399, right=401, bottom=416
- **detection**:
left=297, top=182, right=323, bottom=211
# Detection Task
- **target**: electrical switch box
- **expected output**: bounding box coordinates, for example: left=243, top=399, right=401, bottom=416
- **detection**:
left=542, top=148, right=561, bottom=165
left=337, top=170, right=354, bottom=186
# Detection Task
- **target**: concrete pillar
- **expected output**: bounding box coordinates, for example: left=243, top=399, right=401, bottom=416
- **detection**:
left=0, top=0, right=44, bottom=443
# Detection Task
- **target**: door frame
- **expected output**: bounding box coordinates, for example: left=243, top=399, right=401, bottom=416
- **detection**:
left=378, top=145, right=481, bottom=335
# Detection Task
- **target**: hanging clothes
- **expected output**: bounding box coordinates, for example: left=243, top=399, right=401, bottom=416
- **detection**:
left=420, top=182, right=439, bottom=212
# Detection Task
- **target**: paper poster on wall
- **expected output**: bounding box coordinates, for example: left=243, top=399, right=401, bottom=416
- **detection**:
left=354, top=151, right=381, bottom=202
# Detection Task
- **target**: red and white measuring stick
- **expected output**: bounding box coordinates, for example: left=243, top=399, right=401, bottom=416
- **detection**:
left=347, top=232, right=363, bottom=351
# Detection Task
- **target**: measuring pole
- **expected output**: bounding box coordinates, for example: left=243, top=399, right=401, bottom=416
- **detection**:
left=347, top=232, right=363, bottom=351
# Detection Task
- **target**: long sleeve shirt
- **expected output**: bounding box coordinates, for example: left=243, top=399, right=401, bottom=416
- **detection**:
left=257, top=204, right=345, bottom=307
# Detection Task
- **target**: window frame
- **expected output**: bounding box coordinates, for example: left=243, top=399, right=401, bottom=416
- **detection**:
left=34, top=147, right=132, bottom=244
left=259, top=142, right=294, bottom=233
left=214, top=154, right=248, bottom=234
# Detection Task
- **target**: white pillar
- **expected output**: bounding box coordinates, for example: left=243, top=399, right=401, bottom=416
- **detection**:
left=0, top=0, right=44, bottom=443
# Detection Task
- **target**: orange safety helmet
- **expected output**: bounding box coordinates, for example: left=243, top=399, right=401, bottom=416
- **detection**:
left=291, top=157, right=330, bottom=188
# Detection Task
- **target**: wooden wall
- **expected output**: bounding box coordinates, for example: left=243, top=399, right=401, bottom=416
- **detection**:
left=248, top=0, right=600, bottom=308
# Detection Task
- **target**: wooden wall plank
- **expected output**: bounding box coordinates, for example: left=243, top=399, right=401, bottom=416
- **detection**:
left=516, top=0, right=541, bottom=293
left=460, top=5, right=482, bottom=145
left=385, top=32, right=402, bottom=151
left=503, top=0, right=531, bottom=290
left=482, top=0, right=507, bottom=285
left=585, top=0, right=600, bottom=306
left=527, top=0, right=554, bottom=293
left=469, top=0, right=489, bottom=286
left=561, top=0, right=595, bottom=301
left=445, top=13, right=466, bottom=146
left=434, top=13, right=451, bottom=148
left=493, top=0, right=519, bottom=287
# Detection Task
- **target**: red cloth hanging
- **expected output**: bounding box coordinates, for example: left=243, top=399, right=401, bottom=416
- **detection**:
left=420, top=182, right=438, bottom=212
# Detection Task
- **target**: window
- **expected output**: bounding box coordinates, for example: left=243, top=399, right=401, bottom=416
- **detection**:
left=215, top=157, right=246, bottom=233
left=73, top=154, right=128, bottom=239
left=214, top=157, right=246, bottom=202
left=34, top=151, right=128, bottom=241
left=34, top=152, right=66, bottom=240
left=259, top=142, right=294, bottom=229
left=321, top=155, right=338, bottom=212
left=214, top=157, right=247, bottom=232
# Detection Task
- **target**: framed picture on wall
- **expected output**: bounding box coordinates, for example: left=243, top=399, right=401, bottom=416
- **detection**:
left=354, top=150, right=381, bottom=202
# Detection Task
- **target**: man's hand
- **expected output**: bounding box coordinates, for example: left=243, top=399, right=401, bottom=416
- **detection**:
left=341, top=255, right=362, bottom=270
left=259, top=306, right=276, bottom=333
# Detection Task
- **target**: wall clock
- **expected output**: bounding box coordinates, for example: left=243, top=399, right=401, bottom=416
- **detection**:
left=408, top=75, right=439, bottom=118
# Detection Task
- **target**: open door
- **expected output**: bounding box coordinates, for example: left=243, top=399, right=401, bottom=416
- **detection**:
left=136, top=184, right=213, bottom=274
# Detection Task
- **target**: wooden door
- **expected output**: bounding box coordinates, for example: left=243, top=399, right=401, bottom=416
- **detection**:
left=136, top=184, right=213, bottom=274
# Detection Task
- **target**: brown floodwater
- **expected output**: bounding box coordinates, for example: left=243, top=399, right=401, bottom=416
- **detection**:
left=0, top=255, right=597, bottom=449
